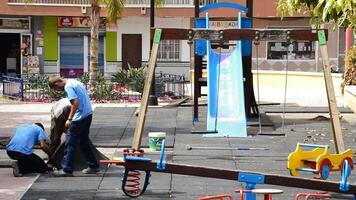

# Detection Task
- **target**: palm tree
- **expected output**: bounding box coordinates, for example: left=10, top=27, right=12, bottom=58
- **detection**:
left=26, top=0, right=164, bottom=86
left=89, top=0, right=164, bottom=86
left=88, top=0, right=124, bottom=86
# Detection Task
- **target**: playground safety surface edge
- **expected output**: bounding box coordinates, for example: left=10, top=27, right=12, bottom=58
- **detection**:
left=0, top=105, right=355, bottom=200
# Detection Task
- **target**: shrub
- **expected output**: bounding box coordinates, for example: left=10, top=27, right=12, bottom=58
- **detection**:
left=25, top=74, right=64, bottom=100
left=112, top=66, right=147, bottom=93
left=341, top=46, right=356, bottom=93
left=83, top=72, right=117, bottom=101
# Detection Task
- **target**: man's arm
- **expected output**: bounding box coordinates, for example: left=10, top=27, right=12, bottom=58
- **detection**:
left=39, top=140, right=52, bottom=157
left=65, top=99, right=79, bottom=128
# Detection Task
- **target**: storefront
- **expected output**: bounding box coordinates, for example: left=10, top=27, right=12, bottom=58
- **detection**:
left=57, top=16, right=105, bottom=77
left=42, top=16, right=118, bottom=78
left=253, top=18, right=343, bottom=72
left=0, top=17, right=33, bottom=76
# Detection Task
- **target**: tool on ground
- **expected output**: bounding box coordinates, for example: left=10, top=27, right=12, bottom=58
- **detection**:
left=186, top=145, right=269, bottom=151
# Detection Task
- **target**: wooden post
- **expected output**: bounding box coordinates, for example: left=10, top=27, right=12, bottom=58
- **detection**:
left=193, top=0, right=200, bottom=121
left=318, top=30, right=345, bottom=153
left=132, top=29, right=162, bottom=150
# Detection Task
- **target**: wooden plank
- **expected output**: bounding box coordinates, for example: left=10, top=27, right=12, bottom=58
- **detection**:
left=132, top=29, right=162, bottom=150
left=318, top=30, right=345, bottom=153
left=112, top=160, right=356, bottom=195
left=151, top=28, right=327, bottom=42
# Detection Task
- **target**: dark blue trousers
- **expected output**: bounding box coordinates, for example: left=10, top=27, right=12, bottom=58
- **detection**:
left=61, top=114, right=99, bottom=172
left=7, top=150, right=49, bottom=174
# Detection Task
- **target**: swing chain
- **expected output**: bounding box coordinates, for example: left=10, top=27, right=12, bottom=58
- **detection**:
left=281, top=30, right=291, bottom=134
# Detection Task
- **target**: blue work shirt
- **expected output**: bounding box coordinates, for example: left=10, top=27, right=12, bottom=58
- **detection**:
left=65, top=79, right=92, bottom=121
left=6, top=124, right=47, bottom=155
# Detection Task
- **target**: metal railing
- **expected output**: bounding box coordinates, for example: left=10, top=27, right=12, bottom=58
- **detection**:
left=1, top=72, right=188, bottom=103
left=8, top=0, right=91, bottom=6
left=125, top=0, right=193, bottom=6
left=1, top=75, right=24, bottom=100
left=156, top=71, right=187, bottom=99
left=199, top=0, right=217, bottom=6
left=7, top=0, right=195, bottom=6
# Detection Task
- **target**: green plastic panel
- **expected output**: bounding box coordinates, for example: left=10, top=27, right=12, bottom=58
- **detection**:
left=318, top=30, right=327, bottom=46
left=153, top=29, right=162, bottom=44
left=106, top=32, right=117, bottom=61
left=44, top=17, right=58, bottom=61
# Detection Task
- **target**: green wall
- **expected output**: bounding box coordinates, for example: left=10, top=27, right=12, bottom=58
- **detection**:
left=106, top=32, right=117, bottom=62
left=44, top=17, right=58, bottom=61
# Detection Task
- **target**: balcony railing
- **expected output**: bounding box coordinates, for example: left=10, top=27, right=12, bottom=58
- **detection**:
left=7, top=0, right=202, bottom=7
left=126, top=0, right=193, bottom=7
left=7, top=0, right=217, bottom=7
left=8, top=0, right=91, bottom=6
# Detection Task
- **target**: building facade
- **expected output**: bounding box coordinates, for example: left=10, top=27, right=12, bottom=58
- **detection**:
left=0, top=0, right=352, bottom=78
left=253, top=0, right=351, bottom=73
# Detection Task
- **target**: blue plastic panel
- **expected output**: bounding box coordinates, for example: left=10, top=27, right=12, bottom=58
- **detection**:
left=241, top=17, right=252, bottom=56
left=199, top=2, right=248, bottom=14
left=195, top=18, right=208, bottom=56
left=205, top=40, right=247, bottom=137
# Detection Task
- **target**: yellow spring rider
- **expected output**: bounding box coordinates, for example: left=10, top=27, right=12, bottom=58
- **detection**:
left=288, top=143, right=353, bottom=180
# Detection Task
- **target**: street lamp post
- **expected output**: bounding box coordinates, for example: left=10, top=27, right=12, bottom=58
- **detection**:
left=148, top=0, right=158, bottom=105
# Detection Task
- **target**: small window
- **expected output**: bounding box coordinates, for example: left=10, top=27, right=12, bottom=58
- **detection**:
left=200, top=0, right=218, bottom=6
left=267, top=41, right=315, bottom=60
left=158, top=40, right=180, bottom=62
left=266, top=26, right=316, bottom=60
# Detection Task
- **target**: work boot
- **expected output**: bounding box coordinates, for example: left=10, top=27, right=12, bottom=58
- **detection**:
left=82, top=167, right=100, bottom=174
left=12, top=161, right=22, bottom=177
left=53, top=169, right=73, bottom=177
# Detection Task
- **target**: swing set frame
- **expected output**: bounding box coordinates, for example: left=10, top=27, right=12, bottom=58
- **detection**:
left=148, top=27, right=344, bottom=153
left=112, top=27, right=350, bottom=199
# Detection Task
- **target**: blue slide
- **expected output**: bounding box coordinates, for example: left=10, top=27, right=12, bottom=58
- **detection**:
left=205, top=35, right=247, bottom=137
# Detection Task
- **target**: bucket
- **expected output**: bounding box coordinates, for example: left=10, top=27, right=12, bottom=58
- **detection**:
left=148, top=132, right=166, bottom=151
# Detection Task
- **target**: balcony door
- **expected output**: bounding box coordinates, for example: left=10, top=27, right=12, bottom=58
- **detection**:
left=122, top=34, right=142, bottom=70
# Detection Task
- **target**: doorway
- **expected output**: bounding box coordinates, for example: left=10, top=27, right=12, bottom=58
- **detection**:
left=122, top=34, right=142, bottom=70
left=59, top=34, right=105, bottom=78
left=0, top=33, right=20, bottom=76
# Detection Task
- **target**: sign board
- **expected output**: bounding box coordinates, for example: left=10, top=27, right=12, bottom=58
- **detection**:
left=58, top=17, right=106, bottom=29
left=0, top=17, right=30, bottom=30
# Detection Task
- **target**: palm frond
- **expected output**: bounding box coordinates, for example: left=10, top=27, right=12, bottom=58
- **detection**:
left=101, top=0, right=124, bottom=23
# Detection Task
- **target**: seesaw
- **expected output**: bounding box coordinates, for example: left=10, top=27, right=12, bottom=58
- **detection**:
left=101, top=140, right=356, bottom=199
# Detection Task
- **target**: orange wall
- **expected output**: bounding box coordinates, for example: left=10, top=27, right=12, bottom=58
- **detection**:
left=0, top=0, right=99, bottom=16
left=254, top=0, right=308, bottom=18
left=0, top=0, right=248, bottom=18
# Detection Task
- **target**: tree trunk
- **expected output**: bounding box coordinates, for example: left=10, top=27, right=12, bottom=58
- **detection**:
left=89, top=3, right=101, bottom=86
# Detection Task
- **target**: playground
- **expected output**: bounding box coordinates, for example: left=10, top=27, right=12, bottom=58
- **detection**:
left=0, top=102, right=355, bottom=199
left=0, top=1, right=356, bottom=200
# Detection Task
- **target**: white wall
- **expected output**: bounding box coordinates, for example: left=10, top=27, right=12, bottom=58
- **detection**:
left=155, top=17, right=191, bottom=62
left=116, top=16, right=191, bottom=62
left=116, top=17, right=150, bottom=61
